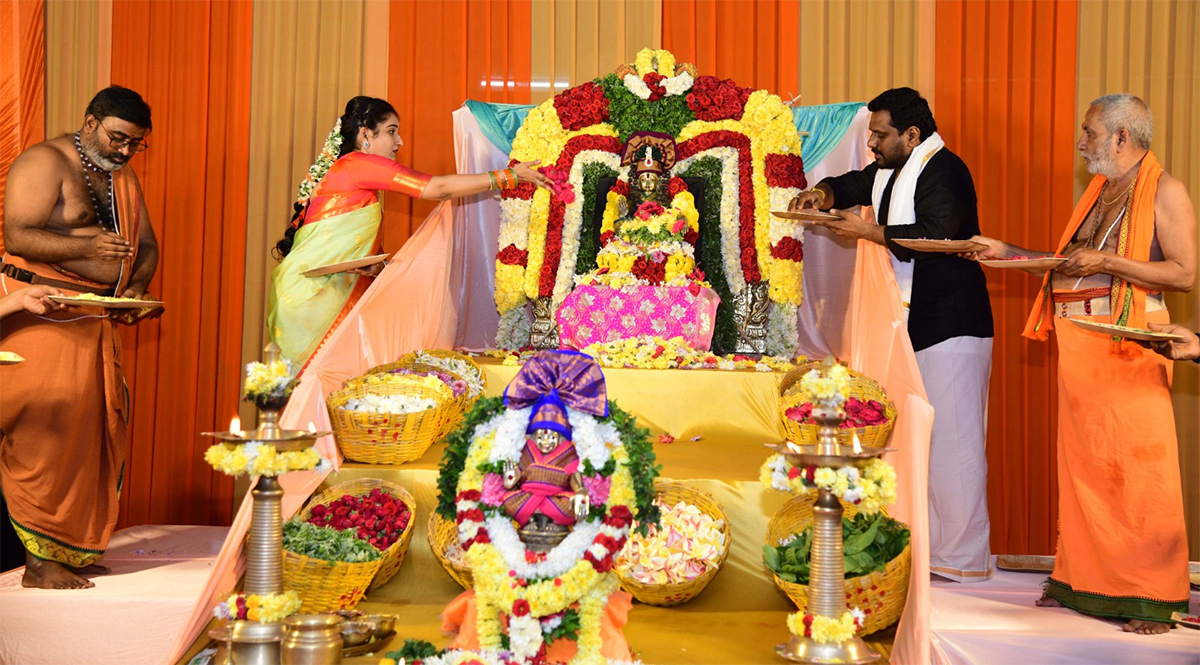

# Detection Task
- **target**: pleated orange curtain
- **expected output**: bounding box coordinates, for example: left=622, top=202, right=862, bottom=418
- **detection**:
left=384, top=0, right=532, bottom=253
left=0, top=0, right=45, bottom=257
left=935, top=0, right=1079, bottom=555
left=108, top=0, right=253, bottom=528
left=661, top=0, right=799, bottom=97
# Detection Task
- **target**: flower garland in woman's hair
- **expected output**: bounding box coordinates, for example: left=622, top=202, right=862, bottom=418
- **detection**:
left=296, top=119, right=344, bottom=207
left=760, top=454, right=897, bottom=515
left=204, top=441, right=328, bottom=477
left=787, top=608, right=865, bottom=644
left=214, top=590, right=302, bottom=623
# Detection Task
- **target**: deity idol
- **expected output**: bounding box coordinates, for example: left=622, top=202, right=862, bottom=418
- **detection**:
left=501, top=399, right=590, bottom=551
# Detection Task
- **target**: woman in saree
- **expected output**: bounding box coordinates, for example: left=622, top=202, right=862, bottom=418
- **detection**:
left=268, top=96, right=548, bottom=368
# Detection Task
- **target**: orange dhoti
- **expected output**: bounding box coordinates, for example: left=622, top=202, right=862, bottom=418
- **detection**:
left=1046, top=309, right=1190, bottom=622
left=0, top=310, right=129, bottom=567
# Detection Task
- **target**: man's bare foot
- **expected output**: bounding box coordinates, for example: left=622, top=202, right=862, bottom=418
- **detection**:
left=1123, top=619, right=1172, bottom=635
left=72, top=563, right=110, bottom=575
left=21, top=556, right=95, bottom=589
left=1034, top=594, right=1062, bottom=607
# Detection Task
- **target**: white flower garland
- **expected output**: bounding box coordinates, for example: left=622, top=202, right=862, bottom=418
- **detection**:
left=496, top=307, right=531, bottom=350
left=674, top=147, right=745, bottom=292
left=623, top=74, right=652, bottom=100
left=663, top=71, right=695, bottom=97
left=766, top=303, right=800, bottom=357
left=296, top=120, right=343, bottom=206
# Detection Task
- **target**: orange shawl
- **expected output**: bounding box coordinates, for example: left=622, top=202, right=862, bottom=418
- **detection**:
left=1022, top=151, right=1163, bottom=345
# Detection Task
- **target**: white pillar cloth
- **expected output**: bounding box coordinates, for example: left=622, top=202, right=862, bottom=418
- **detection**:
left=917, top=334, right=994, bottom=582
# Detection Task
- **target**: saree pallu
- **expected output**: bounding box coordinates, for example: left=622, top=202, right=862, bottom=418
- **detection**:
left=0, top=170, right=140, bottom=567
left=1046, top=307, right=1189, bottom=622
left=268, top=202, right=382, bottom=366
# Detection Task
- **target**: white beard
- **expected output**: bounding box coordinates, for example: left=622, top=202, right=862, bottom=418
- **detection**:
left=82, top=141, right=126, bottom=172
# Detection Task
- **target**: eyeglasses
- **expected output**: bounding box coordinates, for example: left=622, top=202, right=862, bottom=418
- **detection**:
left=95, top=121, right=149, bottom=153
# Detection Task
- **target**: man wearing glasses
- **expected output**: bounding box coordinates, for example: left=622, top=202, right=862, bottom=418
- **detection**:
left=0, top=86, right=159, bottom=589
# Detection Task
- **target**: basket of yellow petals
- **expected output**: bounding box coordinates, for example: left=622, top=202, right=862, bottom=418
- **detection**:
left=614, top=480, right=731, bottom=606
left=327, top=372, right=456, bottom=464
left=777, top=361, right=897, bottom=449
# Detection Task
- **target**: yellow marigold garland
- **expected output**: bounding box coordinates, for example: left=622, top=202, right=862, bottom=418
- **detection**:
left=204, top=443, right=321, bottom=478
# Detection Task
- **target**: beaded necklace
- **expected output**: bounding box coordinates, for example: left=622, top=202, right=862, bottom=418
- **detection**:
left=74, top=132, right=116, bottom=232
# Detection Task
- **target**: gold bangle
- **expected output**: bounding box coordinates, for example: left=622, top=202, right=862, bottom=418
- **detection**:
left=813, top=186, right=827, bottom=205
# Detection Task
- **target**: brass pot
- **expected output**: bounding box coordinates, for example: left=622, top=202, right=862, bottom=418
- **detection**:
left=281, top=614, right=344, bottom=665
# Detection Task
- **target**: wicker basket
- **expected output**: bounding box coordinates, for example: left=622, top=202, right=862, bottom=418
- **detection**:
left=327, top=373, right=455, bottom=464
left=368, top=350, right=487, bottom=436
left=427, top=511, right=474, bottom=590
left=763, top=493, right=910, bottom=636
left=283, top=547, right=383, bottom=614
left=777, top=362, right=897, bottom=449
left=615, top=480, right=732, bottom=607
left=296, top=478, right=417, bottom=592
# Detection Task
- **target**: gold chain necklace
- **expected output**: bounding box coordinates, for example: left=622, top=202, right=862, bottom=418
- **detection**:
left=1099, top=178, right=1134, bottom=206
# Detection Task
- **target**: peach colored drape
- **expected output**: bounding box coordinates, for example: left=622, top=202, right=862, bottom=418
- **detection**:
left=935, top=0, right=1079, bottom=557
left=109, top=0, right=252, bottom=529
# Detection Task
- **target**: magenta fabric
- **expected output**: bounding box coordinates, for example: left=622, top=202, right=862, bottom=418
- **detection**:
left=556, top=285, right=721, bottom=351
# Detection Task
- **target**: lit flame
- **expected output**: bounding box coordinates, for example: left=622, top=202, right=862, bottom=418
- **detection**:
left=308, top=422, right=317, bottom=433
left=852, top=432, right=862, bottom=454
left=230, top=415, right=241, bottom=433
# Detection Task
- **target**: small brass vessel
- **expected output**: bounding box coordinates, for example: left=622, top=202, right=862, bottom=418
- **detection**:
left=281, top=614, right=344, bottom=665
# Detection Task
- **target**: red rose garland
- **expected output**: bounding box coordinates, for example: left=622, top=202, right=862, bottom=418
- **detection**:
left=497, top=244, right=529, bottom=267
left=770, top=237, right=804, bottom=262
left=553, top=82, right=611, bottom=131
left=765, top=154, right=808, bottom=189
left=686, top=75, right=753, bottom=121
left=642, top=72, right=667, bottom=101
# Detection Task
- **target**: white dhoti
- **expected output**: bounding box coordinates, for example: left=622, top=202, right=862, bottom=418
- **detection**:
left=916, top=334, right=993, bottom=582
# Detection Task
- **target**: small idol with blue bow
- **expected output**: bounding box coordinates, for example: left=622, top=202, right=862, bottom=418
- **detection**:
left=501, top=351, right=610, bottom=551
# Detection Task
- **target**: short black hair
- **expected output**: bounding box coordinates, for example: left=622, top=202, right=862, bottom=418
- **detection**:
left=867, top=87, right=936, bottom=141
left=85, top=86, right=152, bottom=130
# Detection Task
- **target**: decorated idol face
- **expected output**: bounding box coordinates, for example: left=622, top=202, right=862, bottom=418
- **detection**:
left=637, top=170, right=660, bottom=196
left=533, top=428, right=563, bottom=453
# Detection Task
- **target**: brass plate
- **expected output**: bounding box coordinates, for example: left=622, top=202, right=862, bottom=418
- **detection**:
left=979, top=257, right=1067, bottom=270
left=49, top=295, right=164, bottom=309
left=892, top=238, right=988, bottom=253
left=1067, top=318, right=1186, bottom=342
left=301, top=253, right=389, bottom=277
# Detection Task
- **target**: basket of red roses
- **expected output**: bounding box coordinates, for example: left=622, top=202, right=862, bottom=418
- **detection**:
left=777, top=361, right=896, bottom=448
left=298, top=478, right=416, bottom=591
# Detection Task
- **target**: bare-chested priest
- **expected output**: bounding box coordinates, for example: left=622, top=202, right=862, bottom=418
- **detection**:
left=0, top=86, right=160, bottom=589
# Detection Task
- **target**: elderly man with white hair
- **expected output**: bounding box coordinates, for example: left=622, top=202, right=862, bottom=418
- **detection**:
left=970, top=93, right=1196, bottom=635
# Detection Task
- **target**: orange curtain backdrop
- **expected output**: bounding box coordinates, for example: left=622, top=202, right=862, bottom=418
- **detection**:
left=935, top=0, right=1079, bottom=555
left=0, top=0, right=45, bottom=257
left=108, top=0, right=253, bottom=528
left=385, top=0, right=532, bottom=252
left=661, top=0, right=799, bottom=97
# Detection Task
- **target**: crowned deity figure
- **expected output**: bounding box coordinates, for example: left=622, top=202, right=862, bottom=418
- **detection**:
left=500, top=351, right=610, bottom=552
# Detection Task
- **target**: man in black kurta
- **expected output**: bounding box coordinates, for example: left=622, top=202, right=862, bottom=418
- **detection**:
left=790, top=88, right=995, bottom=582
